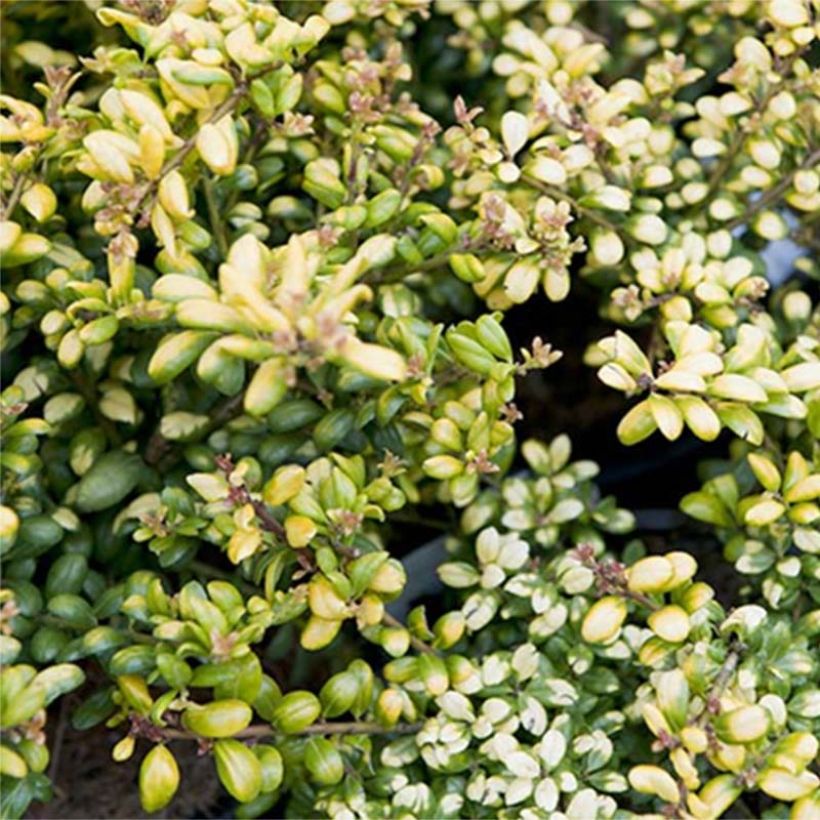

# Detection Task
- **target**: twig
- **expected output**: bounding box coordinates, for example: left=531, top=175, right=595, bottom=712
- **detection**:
left=249, top=496, right=287, bottom=540
left=0, top=71, right=81, bottom=221
left=696, top=644, right=742, bottom=726
left=161, top=720, right=422, bottom=741
left=47, top=694, right=69, bottom=786
left=701, top=50, right=803, bottom=207
left=570, top=21, right=608, bottom=46
left=145, top=391, right=245, bottom=468
left=623, top=589, right=661, bottom=611
left=576, top=548, right=661, bottom=611
left=376, top=247, right=470, bottom=283
left=130, top=61, right=282, bottom=229
left=522, top=175, right=621, bottom=232
left=646, top=322, right=666, bottom=369
left=138, top=85, right=246, bottom=211
left=725, top=147, right=820, bottom=231
left=702, top=128, right=746, bottom=204
left=214, top=453, right=315, bottom=572
left=0, top=172, right=29, bottom=222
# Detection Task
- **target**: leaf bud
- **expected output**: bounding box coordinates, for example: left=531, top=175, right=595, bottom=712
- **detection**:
left=304, top=737, right=344, bottom=786
left=648, top=605, right=691, bottom=643
left=628, top=764, right=679, bottom=803
left=690, top=774, right=741, bottom=818
left=21, top=183, right=57, bottom=223
left=627, top=556, right=675, bottom=593
left=196, top=117, right=238, bottom=176
left=214, top=739, right=262, bottom=803
left=181, top=700, right=253, bottom=738
left=253, top=744, right=283, bottom=794
left=0, top=746, right=28, bottom=779
left=655, top=669, right=689, bottom=730
left=757, top=768, right=818, bottom=801
left=580, top=596, right=627, bottom=644
left=375, top=688, right=404, bottom=726
left=433, top=611, right=466, bottom=649
left=271, top=691, right=321, bottom=733
left=714, top=705, right=769, bottom=744
left=300, top=616, right=342, bottom=651
left=285, top=515, right=317, bottom=549
left=139, top=745, right=180, bottom=814
left=112, top=735, right=136, bottom=762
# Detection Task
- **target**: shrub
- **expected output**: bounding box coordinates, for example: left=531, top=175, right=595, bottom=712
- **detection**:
left=0, top=1, right=818, bottom=818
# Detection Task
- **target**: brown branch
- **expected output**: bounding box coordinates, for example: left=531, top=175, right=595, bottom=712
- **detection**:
left=214, top=453, right=315, bottom=572
left=138, top=86, right=245, bottom=212
left=46, top=694, right=69, bottom=786
left=0, top=71, right=83, bottom=221
left=0, top=172, right=29, bottom=222
left=249, top=496, right=287, bottom=540
left=522, top=175, right=621, bottom=232
left=576, top=549, right=662, bottom=611
left=697, top=645, right=742, bottom=725
left=214, top=453, right=284, bottom=538
left=623, top=589, right=661, bottom=612
left=702, top=128, right=746, bottom=205
left=700, top=50, right=803, bottom=208
left=161, top=720, right=422, bottom=741
left=725, top=147, right=820, bottom=232
left=376, top=246, right=473, bottom=283
left=570, top=21, right=608, bottom=46
left=130, top=61, right=282, bottom=230
left=145, top=391, right=245, bottom=468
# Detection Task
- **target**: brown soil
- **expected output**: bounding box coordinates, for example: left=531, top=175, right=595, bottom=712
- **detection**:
left=29, top=695, right=224, bottom=820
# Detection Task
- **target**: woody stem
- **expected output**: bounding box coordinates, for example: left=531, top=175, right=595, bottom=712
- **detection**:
left=160, top=720, right=422, bottom=741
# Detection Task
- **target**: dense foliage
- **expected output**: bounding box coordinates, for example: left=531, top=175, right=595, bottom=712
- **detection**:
left=1, top=1, right=819, bottom=818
